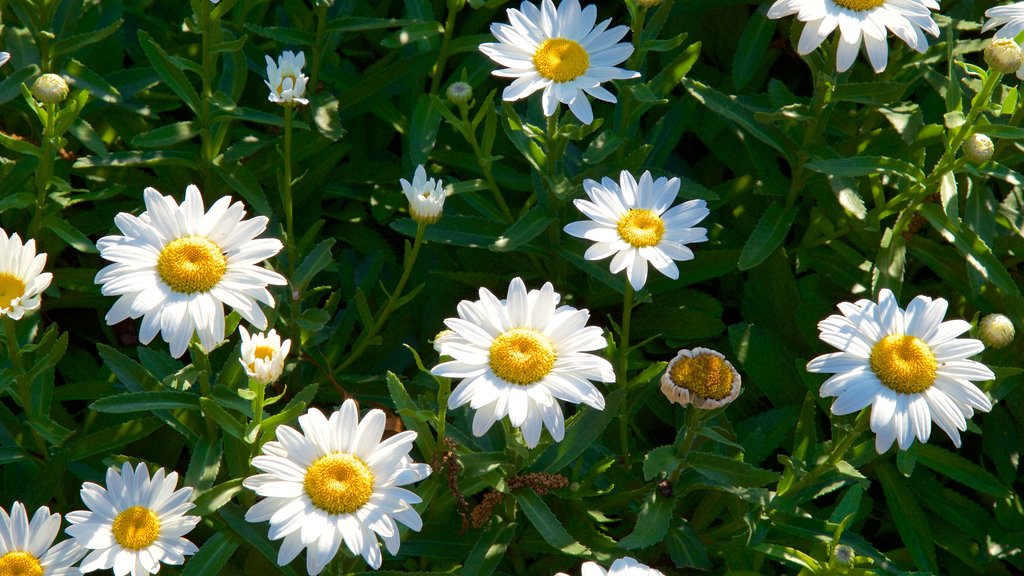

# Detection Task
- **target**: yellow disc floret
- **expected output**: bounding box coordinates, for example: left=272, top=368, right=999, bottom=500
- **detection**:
left=304, top=453, right=375, bottom=515
left=0, top=273, right=25, bottom=310
left=0, top=552, right=42, bottom=576
left=489, top=328, right=557, bottom=385
left=870, top=334, right=938, bottom=394
left=669, top=353, right=734, bottom=400
left=533, top=38, right=590, bottom=82
left=254, top=345, right=275, bottom=362
left=157, top=236, right=228, bottom=294
left=112, top=506, right=161, bottom=551
left=617, top=209, right=665, bottom=248
left=832, top=0, right=885, bottom=10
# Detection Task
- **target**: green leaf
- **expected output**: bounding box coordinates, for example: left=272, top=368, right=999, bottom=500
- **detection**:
left=214, top=163, right=272, bottom=217
left=617, top=491, right=672, bottom=549
left=51, top=19, right=124, bottom=57
left=832, top=82, right=908, bottom=105
left=732, top=8, right=775, bottom=91
left=666, top=521, right=712, bottom=570
left=219, top=504, right=301, bottom=576
left=244, top=24, right=313, bottom=45
left=185, top=438, right=222, bottom=491
left=682, top=78, right=794, bottom=163
left=200, top=397, right=246, bottom=440
left=192, top=478, right=245, bottom=517
left=90, top=390, right=200, bottom=413
left=324, top=17, right=419, bottom=34
left=918, top=203, right=1019, bottom=296
left=976, top=124, right=1024, bottom=139
left=805, top=156, right=925, bottom=183
left=915, top=444, right=1009, bottom=498
left=390, top=216, right=504, bottom=248
left=97, top=344, right=162, bottom=392
left=131, top=121, right=200, bottom=148
left=462, top=521, right=514, bottom=576
left=514, top=489, right=588, bottom=555
left=687, top=451, right=781, bottom=487
left=138, top=30, right=201, bottom=113
left=644, top=445, right=681, bottom=482
left=0, top=131, right=41, bottom=157
left=535, top=389, right=623, bottom=473
left=386, top=372, right=435, bottom=458
left=180, top=531, right=237, bottom=576
left=491, top=205, right=552, bottom=252
left=293, top=239, right=335, bottom=292
left=0, top=66, right=39, bottom=104
left=737, top=202, right=796, bottom=271
left=73, top=150, right=198, bottom=169
left=872, top=227, right=906, bottom=297
left=61, top=417, right=163, bottom=461
left=45, top=216, right=97, bottom=253
left=877, top=462, right=937, bottom=572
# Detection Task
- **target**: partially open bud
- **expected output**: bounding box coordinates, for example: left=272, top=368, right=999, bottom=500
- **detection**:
left=963, top=133, right=994, bottom=164
left=980, top=313, right=1015, bottom=349
left=400, top=165, right=445, bottom=225
left=446, top=82, right=473, bottom=106
left=985, top=38, right=1024, bottom=75
left=31, top=73, right=69, bottom=104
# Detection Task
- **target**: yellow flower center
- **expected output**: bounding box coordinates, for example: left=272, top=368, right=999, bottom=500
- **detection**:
left=869, top=334, right=938, bottom=394
left=669, top=354, right=734, bottom=400
left=488, top=328, right=557, bottom=385
left=277, top=73, right=297, bottom=95
left=112, top=506, right=161, bottom=551
left=533, top=38, right=590, bottom=82
left=0, top=552, right=42, bottom=576
left=156, top=236, right=228, bottom=294
left=832, top=0, right=884, bottom=10
left=617, top=209, right=665, bottom=247
left=254, top=345, right=275, bottom=362
left=0, top=273, right=25, bottom=310
left=304, top=453, right=375, bottom=515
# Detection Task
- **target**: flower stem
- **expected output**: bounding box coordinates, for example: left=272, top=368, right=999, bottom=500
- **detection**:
left=309, top=3, right=329, bottom=94
left=28, top=102, right=57, bottom=237
left=777, top=409, right=869, bottom=498
left=430, top=3, right=460, bottom=96
left=457, top=102, right=513, bottom=222
left=192, top=345, right=220, bottom=440
left=667, top=404, right=703, bottom=484
left=617, top=282, right=635, bottom=462
left=336, top=221, right=427, bottom=373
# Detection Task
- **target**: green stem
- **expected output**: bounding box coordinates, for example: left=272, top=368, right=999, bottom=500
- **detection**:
left=282, top=105, right=295, bottom=249
left=192, top=345, right=220, bottom=440
left=435, top=376, right=451, bottom=458
left=778, top=410, right=869, bottom=498
left=457, top=103, right=513, bottom=222
left=309, top=3, right=329, bottom=94
left=336, top=221, right=428, bottom=373
left=617, top=282, right=635, bottom=462
left=249, top=377, right=266, bottom=464
left=785, top=69, right=834, bottom=211
left=667, top=404, right=703, bottom=484
left=198, top=0, right=216, bottom=190
left=2, top=316, right=23, bottom=378
left=430, top=4, right=459, bottom=95
left=3, top=316, right=48, bottom=457
left=28, top=102, right=57, bottom=236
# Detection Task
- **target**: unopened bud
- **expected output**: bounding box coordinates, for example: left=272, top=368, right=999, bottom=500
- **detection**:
left=832, top=544, right=855, bottom=568
left=986, top=38, right=1024, bottom=75
left=980, top=313, right=1015, bottom=349
left=31, top=73, right=69, bottom=104
left=446, top=82, right=473, bottom=106
left=964, top=133, right=994, bottom=164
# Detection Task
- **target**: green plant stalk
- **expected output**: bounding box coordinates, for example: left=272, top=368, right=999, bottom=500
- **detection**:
left=249, top=377, right=266, bottom=448
left=777, top=409, right=869, bottom=498
left=2, top=316, right=49, bottom=458
left=198, top=0, right=216, bottom=190
left=785, top=70, right=834, bottom=211
left=309, top=2, right=329, bottom=94
left=667, top=404, right=704, bottom=484
left=457, top=102, right=514, bottom=222
left=430, top=4, right=460, bottom=96
left=617, top=282, right=635, bottom=462
left=435, top=376, right=451, bottom=458
left=336, top=221, right=428, bottom=373
left=281, top=105, right=301, bottom=348
left=28, top=102, right=57, bottom=237
left=192, top=345, right=220, bottom=440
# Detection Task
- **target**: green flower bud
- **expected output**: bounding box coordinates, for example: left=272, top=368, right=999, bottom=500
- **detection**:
left=985, top=38, right=1024, bottom=75
left=980, top=313, right=1015, bottom=349
left=31, top=73, right=69, bottom=104
left=446, top=82, right=473, bottom=106
left=963, top=133, right=994, bottom=164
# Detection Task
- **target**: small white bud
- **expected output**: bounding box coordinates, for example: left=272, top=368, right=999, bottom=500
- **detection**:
left=980, top=313, right=1015, bottom=349
left=985, top=38, right=1024, bottom=75
left=963, top=133, right=994, bottom=164
left=31, top=73, right=69, bottom=104
left=400, top=165, right=445, bottom=225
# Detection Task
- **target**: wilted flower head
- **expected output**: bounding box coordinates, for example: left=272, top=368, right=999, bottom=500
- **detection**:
left=239, top=326, right=291, bottom=384
left=985, top=38, right=1024, bottom=75
left=660, top=347, right=741, bottom=409
left=808, top=289, right=994, bottom=453
left=478, top=0, right=640, bottom=124
left=32, top=73, right=69, bottom=104
left=400, top=165, right=445, bottom=224
left=964, top=133, right=994, bottom=164
left=767, top=0, right=940, bottom=73
left=979, top=313, right=1015, bottom=349
left=265, top=50, right=309, bottom=106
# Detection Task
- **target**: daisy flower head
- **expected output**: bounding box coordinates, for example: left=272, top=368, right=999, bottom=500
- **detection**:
left=556, top=557, right=666, bottom=576
left=478, top=0, right=640, bottom=125
left=400, top=165, right=445, bottom=225
left=984, top=4, right=1024, bottom=78
left=430, top=277, right=614, bottom=448
left=766, top=0, right=940, bottom=73
left=239, top=325, right=291, bottom=384
left=65, top=462, right=200, bottom=576
left=0, top=229, right=52, bottom=321
left=0, top=502, right=85, bottom=576
left=807, top=289, right=995, bottom=453
left=660, top=347, right=741, bottom=410
left=244, top=401, right=432, bottom=574
left=265, top=50, right=309, bottom=106
left=94, top=185, right=286, bottom=358
left=563, top=170, right=709, bottom=292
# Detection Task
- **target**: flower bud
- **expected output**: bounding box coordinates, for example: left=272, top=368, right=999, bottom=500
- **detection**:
left=963, top=133, right=994, bottom=164
left=831, top=544, right=855, bottom=568
left=980, top=313, right=1015, bottom=349
left=401, top=165, right=445, bottom=225
left=985, top=38, right=1024, bottom=75
left=446, top=82, right=473, bottom=106
left=239, top=326, right=291, bottom=385
left=31, top=73, right=69, bottom=104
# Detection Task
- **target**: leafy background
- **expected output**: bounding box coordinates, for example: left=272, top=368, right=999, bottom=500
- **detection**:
left=0, top=0, right=1022, bottom=574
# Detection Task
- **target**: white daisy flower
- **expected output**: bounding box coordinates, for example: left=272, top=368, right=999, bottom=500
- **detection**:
left=478, top=0, right=640, bottom=125
left=239, top=325, right=291, bottom=384
left=766, top=0, right=940, bottom=73
left=808, top=289, right=995, bottom=453
left=563, top=170, right=709, bottom=292
left=660, top=347, right=742, bottom=410
left=0, top=229, right=52, bottom=321
left=400, top=165, right=445, bottom=225
left=65, top=462, right=200, bottom=576
left=0, top=52, right=10, bottom=68
left=0, top=502, right=85, bottom=576
left=430, top=277, right=614, bottom=448
left=265, top=50, right=309, bottom=106
left=94, top=184, right=286, bottom=358
left=244, top=401, right=432, bottom=574
left=556, top=557, right=666, bottom=576
left=984, top=3, right=1024, bottom=79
